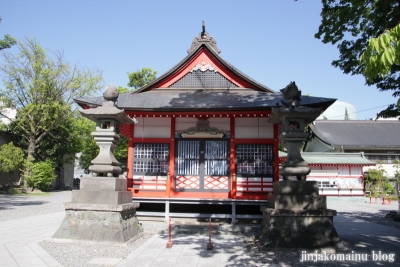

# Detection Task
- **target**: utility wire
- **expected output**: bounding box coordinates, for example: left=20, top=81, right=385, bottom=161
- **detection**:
left=325, top=104, right=392, bottom=119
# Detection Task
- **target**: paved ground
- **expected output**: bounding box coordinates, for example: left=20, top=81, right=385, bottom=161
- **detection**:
left=0, top=191, right=399, bottom=266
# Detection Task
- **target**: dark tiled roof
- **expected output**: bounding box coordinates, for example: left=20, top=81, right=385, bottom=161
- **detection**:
left=309, top=120, right=400, bottom=149
left=279, top=151, right=375, bottom=165
left=301, top=152, right=375, bottom=165
left=75, top=90, right=336, bottom=112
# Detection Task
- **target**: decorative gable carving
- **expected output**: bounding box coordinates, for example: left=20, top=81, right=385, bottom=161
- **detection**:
left=190, top=62, right=217, bottom=72
left=176, top=119, right=229, bottom=138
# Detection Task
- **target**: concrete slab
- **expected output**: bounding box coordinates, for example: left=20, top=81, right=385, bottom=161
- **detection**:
left=87, top=257, right=122, bottom=265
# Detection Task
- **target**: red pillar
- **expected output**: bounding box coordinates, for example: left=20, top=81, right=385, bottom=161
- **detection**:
left=230, top=116, right=236, bottom=199
left=168, top=117, right=175, bottom=197
left=127, top=123, right=134, bottom=191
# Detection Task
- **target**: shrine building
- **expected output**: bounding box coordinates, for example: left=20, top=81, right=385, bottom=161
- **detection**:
left=75, top=24, right=335, bottom=220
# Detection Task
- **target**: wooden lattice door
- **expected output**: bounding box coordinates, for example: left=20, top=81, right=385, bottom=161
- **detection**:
left=175, top=139, right=229, bottom=192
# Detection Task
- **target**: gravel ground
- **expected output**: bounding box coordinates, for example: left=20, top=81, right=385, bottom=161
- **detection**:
left=1, top=191, right=399, bottom=266
left=0, top=190, right=70, bottom=221
left=40, top=230, right=157, bottom=267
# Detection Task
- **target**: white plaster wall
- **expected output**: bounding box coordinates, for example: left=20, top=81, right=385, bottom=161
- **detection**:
left=134, top=118, right=171, bottom=138
left=235, top=118, right=273, bottom=138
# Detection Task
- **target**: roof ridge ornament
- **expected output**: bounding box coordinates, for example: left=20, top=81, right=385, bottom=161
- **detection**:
left=187, top=21, right=221, bottom=54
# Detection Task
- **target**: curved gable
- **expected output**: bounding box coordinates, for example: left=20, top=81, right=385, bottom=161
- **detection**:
left=135, top=45, right=275, bottom=93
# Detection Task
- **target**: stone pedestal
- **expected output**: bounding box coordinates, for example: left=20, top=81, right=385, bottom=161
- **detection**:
left=259, top=181, right=342, bottom=249
left=53, top=176, right=142, bottom=243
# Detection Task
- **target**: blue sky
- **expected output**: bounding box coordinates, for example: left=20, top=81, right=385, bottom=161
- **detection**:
left=0, top=0, right=395, bottom=120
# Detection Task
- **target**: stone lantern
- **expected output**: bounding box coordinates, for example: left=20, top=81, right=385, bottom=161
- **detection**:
left=269, top=93, right=321, bottom=181
left=80, top=84, right=137, bottom=177
left=258, top=82, right=343, bottom=249
left=53, top=85, right=142, bottom=243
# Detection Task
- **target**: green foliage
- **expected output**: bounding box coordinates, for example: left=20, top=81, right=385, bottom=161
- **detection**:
left=0, top=17, right=16, bottom=51
left=0, top=122, right=7, bottom=131
left=278, top=142, right=285, bottom=153
left=393, top=159, right=400, bottom=179
left=114, top=135, right=128, bottom=171
left=127, top=67, right=157, bottom=89
left=0, top=142, right=24, bottom=185
left=0, top=38, right=103, bottom=161
left=77, top=117, right=98, bottom=171
left=116, top=86, right=130, bottom=94
left=360, top=23, right=400, bottom=82
left=25, top=159, right=56, bottom=191
left=34, top=112, right=84, bottom=165
left=114, top=135, right=128, bottom=161
left=315, top=0, right=400, bottom=118
left=365, top=163, right=392, bottom=196
left=393, top=159, right=400, bottom=197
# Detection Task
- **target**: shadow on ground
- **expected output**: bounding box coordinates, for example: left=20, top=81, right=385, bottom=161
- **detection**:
left=0, top=194, right=49, bottom=210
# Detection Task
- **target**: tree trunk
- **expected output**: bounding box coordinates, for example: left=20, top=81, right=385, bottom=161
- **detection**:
left=27, top=136, right=36, bottom=159
left=23, top=137, right=37, bottom=188
left=59, top=164, right=65, bottom=190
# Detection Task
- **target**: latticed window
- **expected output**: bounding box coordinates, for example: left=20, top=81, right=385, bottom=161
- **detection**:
left=236, top=144, right=274, bottom=176
left=170, top=70, right=239, bottom=88
left=133, top=143, right=169, bottom=174
left=176, top=141, right=200, bottom=175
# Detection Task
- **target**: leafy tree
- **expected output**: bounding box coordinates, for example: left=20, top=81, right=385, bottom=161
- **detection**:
left=0, top=142, right=24, bottom=186
left=114, top=135, right=129, bottom=172
left=25, top=158, right=56, bottom=191
left=365, top=162, right=393, bottom=196
left=127, top=67, right=157, bottom=90
left=393, top=159, right=400, bottom=197
left=77, top=117, right=98, bottom=171
left=33, top=113, right=85, bottom=188
left=360, top=24, right=400, bottom=81
left=0, top=122, right=7, bottom=131
left=0, top=38, right=102, bottom=161
left=359, top=23, right=400, bottom=114
left=315, top=0, right=400, bottom=118
left=116, top=86, right=130, bottom=94
left=0, top=16, right=16, bottom=51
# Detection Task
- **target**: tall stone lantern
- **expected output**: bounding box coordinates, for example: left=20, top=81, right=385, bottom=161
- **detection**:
left=258, top=82, right=342, bottom=249
left=81, top=84, right=137, bottom=177
left=53, top=85, right=142, bottom=243
left=270, top=86, right=321, bottom=181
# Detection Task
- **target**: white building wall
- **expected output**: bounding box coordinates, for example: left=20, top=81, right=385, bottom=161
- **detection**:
left=235, top=118, right=273, bottom=138
left=317, top=100, right=356, bottom=120
left=134, top=118, right=171, bottom=138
